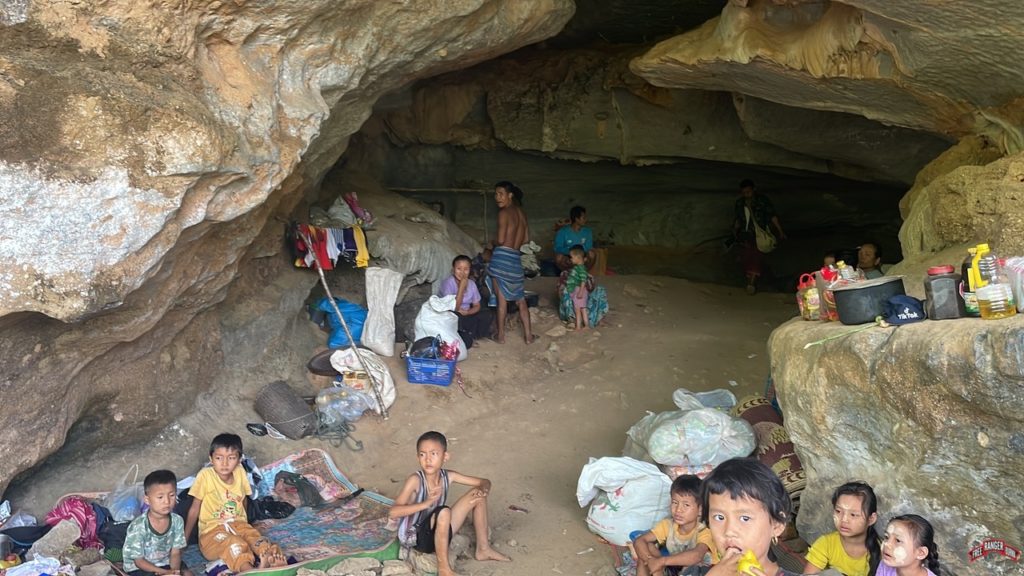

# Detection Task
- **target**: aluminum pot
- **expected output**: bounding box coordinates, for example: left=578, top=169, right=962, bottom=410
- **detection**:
left=832, top=276, right=906, bottom=325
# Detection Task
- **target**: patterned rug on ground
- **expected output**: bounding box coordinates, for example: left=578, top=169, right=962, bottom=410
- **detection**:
left=182, top=449, right=396, bottom=569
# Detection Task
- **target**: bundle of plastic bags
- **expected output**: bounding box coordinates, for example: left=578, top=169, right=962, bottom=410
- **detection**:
left=623, top=388, right=755, bottom=468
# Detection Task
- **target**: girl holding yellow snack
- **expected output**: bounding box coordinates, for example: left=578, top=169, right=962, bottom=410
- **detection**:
left=690, top=458, right=800, bottom=576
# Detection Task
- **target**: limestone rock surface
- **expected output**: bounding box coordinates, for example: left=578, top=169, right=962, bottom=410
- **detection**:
left=770, top=314, right=1024, bottom=576
left=899, top=138, right=1024, bottom=259
left=631, top=0, right=1024, bottom=145
left=0, top=0, right=574, bottom=496
left=380, top=48, right=947, bottom=184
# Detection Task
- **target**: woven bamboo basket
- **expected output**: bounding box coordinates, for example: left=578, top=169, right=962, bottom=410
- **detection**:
left=254, top=380, right=318, bottom=439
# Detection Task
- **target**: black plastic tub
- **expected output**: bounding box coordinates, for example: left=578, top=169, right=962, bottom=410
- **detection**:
left=832, top=276, right=906, bottom=325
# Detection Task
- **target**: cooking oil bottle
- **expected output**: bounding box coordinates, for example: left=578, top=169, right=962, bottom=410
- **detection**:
left=973, top=243, right=1017, bottom=320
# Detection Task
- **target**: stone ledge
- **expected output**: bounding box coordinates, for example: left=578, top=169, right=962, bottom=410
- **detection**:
left=769, top=314, right=1024, bottom=576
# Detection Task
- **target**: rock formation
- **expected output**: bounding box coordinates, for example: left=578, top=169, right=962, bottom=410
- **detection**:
left=0, top=0, right=574, bottom=496
left=377, top=48, right=949, bottom=184
left=771, top=311, right=1024, bottom=576
left=631, top=0, right=1024, bottom=144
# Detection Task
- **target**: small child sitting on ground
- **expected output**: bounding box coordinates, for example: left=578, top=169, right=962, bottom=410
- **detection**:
left=564, top=245, right=590, bottom=330
left=803, top=481, right=880, bottom=576
left=693, top=458, right=801, bottom=576
left=632, top=475, right=717, bottom=576
left=389, top=431, right=510, bottom=576
left=123, top=470, right=193, bottom=576
left=184, top=433, right=287, bottom=573
left=877, top=514, right=940, bottom=576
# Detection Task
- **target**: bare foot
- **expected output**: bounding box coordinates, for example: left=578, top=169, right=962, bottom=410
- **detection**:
left=438, top=567, right=463, bottom=576
left=524, top=334, right=537, bottom=344
left=476, top=547, right=511, bottom=562
left=259, top=551, right=287, bottom=569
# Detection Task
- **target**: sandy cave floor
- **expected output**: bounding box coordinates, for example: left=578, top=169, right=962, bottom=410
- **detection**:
left=11, top=274, right=796, bottom=576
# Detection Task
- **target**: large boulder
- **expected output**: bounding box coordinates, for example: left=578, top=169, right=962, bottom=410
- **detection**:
left=899, top=139, right=1024, bottom=259
left=770, top=311, right=1024, bottom=576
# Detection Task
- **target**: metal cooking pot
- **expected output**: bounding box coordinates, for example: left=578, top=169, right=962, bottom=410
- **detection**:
left=832, top=276, right=906, bottom=325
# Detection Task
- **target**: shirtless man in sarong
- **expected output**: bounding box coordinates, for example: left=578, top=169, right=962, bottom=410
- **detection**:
left=489, top=182, right=535, bottom=344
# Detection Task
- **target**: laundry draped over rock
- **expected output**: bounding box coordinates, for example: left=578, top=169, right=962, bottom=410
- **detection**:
left=292, top=224, right=369, bottom=269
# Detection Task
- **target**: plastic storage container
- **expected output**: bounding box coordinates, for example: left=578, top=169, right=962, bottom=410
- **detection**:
left=923, top=265, right=964, bottom=320
left=974, top=246, right=1017, bottom=320
left=832, top=276, right=906, bottom=325
left=406, top=356, right=456, bottom=386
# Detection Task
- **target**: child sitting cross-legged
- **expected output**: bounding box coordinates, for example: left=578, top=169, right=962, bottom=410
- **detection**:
left=184, top=433, right=287, bottom=573
left=632, top=475, right=718, bottom=576
left=389, top=431, right=510, bottom=576
left=122, top=470, right=193, bottom=576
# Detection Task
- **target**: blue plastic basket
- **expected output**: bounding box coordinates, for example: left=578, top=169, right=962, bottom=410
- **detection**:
left=406, top=356, right=456, bottom=386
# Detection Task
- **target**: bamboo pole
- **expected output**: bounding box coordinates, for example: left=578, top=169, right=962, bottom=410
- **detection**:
left=299, top=230, right=389, bottom=420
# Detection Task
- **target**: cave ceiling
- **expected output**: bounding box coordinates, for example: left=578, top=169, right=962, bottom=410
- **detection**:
left=552, top=0, right=727, bottom=46
left=630, top=0, right=1024, bottom=148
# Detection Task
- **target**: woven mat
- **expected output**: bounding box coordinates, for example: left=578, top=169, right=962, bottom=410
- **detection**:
left=181, top=449, right=398, bottom=572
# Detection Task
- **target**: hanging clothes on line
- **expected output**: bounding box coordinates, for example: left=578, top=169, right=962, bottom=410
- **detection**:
left=291, top=223, right=368, bottom=269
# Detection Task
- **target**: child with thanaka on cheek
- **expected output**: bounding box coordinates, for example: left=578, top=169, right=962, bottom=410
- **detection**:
left=877, top=515, right=940, bottom=576
left=691, top=458, right=800, bottom=576
left=803, top=482, right=881, bottom=576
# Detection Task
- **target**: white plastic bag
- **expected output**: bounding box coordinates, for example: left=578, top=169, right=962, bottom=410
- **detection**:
left=362, top=267, right=404, bottom=357
left=672, top=387, right=737, bottom=412
left=2, top=510, right=37, bottom=528
left=329, top=348, right=396, bottom=414
left=626, top=388, right=754, bottom=467
left=7, top=556, right=60, bottom=576
left=102, top=464, right=144, bottom=522
left=576, top=457, right=671, bottom=546
left=413, top=295, right=467, bottom=361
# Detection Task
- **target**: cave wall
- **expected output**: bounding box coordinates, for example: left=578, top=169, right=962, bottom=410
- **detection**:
left=348, top=130, right=906, bottom=284
left=374, top=46, right=951, bottom=185
left=0, top=0, right=575, bottom=497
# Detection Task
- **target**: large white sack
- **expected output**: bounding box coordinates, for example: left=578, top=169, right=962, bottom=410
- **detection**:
left=413, top=294, right=467, bottom=361
left=362, top=267, right=404, bottom=357
left=329, top=348, right=396, bottom=414
left=576, top=456, right=671, bottom=546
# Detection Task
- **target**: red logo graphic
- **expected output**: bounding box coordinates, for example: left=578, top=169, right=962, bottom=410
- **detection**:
left=968, top=538, right=1021, bottom=562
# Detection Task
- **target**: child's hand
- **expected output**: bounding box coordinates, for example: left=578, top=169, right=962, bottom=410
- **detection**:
left=645, top=556, right=666, bottom=572
left=704, top=549, right=740, bottom=576
left=427, top=484, right=443, bottom=505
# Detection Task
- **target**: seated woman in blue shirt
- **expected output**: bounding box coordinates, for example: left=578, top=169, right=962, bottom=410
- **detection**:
left=554, top=206, right=595, bottom=271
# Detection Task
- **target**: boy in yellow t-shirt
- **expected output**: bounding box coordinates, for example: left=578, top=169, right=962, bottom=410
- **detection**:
left=183, top=433, right=287, bottom=573
left=632, top=475, right=718, bottom=576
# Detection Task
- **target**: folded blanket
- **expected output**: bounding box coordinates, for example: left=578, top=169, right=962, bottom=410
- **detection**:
left=487, top=246, right=525, bottom=301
